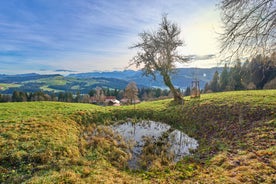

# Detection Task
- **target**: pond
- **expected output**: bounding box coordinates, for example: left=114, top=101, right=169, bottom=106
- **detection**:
left=112, top=120, right=198, bottom=170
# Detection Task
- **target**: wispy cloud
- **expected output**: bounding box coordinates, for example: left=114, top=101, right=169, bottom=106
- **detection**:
left=0, top=0, right=220, bottom=74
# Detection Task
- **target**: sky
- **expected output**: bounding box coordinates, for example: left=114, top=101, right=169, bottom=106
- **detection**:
left=0, top=0, right=222, bottom=75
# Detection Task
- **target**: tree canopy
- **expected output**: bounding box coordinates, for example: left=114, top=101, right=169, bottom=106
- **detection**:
left=124, top=81, right=138, bottom=105
left=130, top=15, right=188, bottom=104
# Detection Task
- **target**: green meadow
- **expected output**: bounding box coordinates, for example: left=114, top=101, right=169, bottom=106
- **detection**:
left=0, top=83, right=21, bottom=91
left=0, top=90, right=275, bottom=183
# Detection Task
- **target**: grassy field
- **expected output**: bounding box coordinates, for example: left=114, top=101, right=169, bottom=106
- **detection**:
left=0, top=75, right=126, bottom=94
left=0, top=90, right=275, bottom=183
left=0, top=83, right=21, bottom=91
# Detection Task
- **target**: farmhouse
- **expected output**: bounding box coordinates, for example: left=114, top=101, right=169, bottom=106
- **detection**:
left=90, top=96, right=120, bottom=106
left=105, top=96, right=120, bottom=106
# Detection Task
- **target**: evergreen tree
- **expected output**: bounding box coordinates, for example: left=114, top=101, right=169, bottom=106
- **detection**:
left=155, top=88, right=162, bottom=98
left=50, top=93, right=57, bottom=101
left=229, top=60, right=244, bottom=90
left=75, top=91, right=81, bottom=103
left=248, top=54, right=276, bottom=89
left=12, top=91, right=27, bottom=102
left=210, top=71, right=220, bottom=92
left=64, top=92, right=73, bottom=102
left=241, top=60, right=251, bottom=88
left=58, top=92, right=65, bottom=102
left=114, top=89, right=119, bottom=99
left=89, top=89, right=96, bottom=97
left=184, top=87, right=191, bottom=96
left=12, top=91, right=20, bottom=102
left=204, top=83, right=210, bottom=93
left=219, top=64, right=229, bottom=91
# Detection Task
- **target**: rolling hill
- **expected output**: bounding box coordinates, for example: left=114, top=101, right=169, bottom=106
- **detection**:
left=69, top=67, right=223, bottom=89
left=0, top=67, right=222, bottom=94
left=0, top=90, right=275, bottom=183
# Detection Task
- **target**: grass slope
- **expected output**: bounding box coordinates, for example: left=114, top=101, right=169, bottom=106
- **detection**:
left=0, top=90, right=275, bottom=183
left=0, top=75, right=129, bottom=94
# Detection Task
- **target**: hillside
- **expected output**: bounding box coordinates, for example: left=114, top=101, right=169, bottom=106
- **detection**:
left=0, top=75, right=132, bottom=94
left=68, top=67, right=223, bottom=89
left=0, top=68, right=221, bottom=94
left=0, top=90, right=275, bottom=183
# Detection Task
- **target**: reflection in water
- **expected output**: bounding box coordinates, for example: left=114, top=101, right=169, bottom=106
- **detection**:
left=112, top=121, right=198, bottom=169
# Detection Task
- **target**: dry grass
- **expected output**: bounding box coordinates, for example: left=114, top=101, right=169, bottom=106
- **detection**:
left=0, top=90, right=275, bottom=183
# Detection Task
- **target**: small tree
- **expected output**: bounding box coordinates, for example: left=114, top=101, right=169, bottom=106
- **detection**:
left=130, top=15, right=189, bottom=104
left=94, top=87, right=105, bottom=104
left=81, top=94, right=91, bottom=103
left=124, top=81, right=138, bottom=105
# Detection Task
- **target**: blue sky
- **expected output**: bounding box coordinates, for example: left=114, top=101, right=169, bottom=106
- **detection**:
left=0, top=0, right=221, bottom=74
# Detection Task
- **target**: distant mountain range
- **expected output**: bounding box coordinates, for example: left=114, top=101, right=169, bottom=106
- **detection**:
left=0, top=68, right=222, bottom=94
left=68, top=67, right=223, bottom=89
left=0, top=73, right=61, bottom=83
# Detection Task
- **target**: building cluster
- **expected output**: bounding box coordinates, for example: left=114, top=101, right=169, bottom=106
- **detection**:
left=90, top=96, right=140, bottom=106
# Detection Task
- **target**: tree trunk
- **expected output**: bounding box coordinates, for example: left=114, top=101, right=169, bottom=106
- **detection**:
left=162, top=73, right=184, bottom=104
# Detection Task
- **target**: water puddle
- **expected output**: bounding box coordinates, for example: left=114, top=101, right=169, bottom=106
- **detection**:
left=112, top=120, right=198, bottom=169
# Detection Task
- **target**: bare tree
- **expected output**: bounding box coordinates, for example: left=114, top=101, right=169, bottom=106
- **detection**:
left=130, top=15, right=188, bottom=104
left=124, top=81, right=138, bottom=105
left=94, top=87, right=105, bottom=104
left=219, top=0, right=276, bottom=60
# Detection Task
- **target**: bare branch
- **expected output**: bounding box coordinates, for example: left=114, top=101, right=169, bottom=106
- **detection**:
left=129, top=15, right=186, bottom=103
left=219, top=0, right=276, bottom=60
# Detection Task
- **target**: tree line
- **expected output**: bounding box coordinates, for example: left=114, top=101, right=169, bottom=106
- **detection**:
left=0, top=85, right=173, bottom=103
left=205, top=54, right=276, bottom=93
left=1, top=53, right=275, bottom=103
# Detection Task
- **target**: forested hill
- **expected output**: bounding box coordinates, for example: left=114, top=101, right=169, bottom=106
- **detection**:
left=68, top=67, right=223, bottom=89
left=0, top=73, right=61, bottom=83
left=0, top=68, right=222, bottom=94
